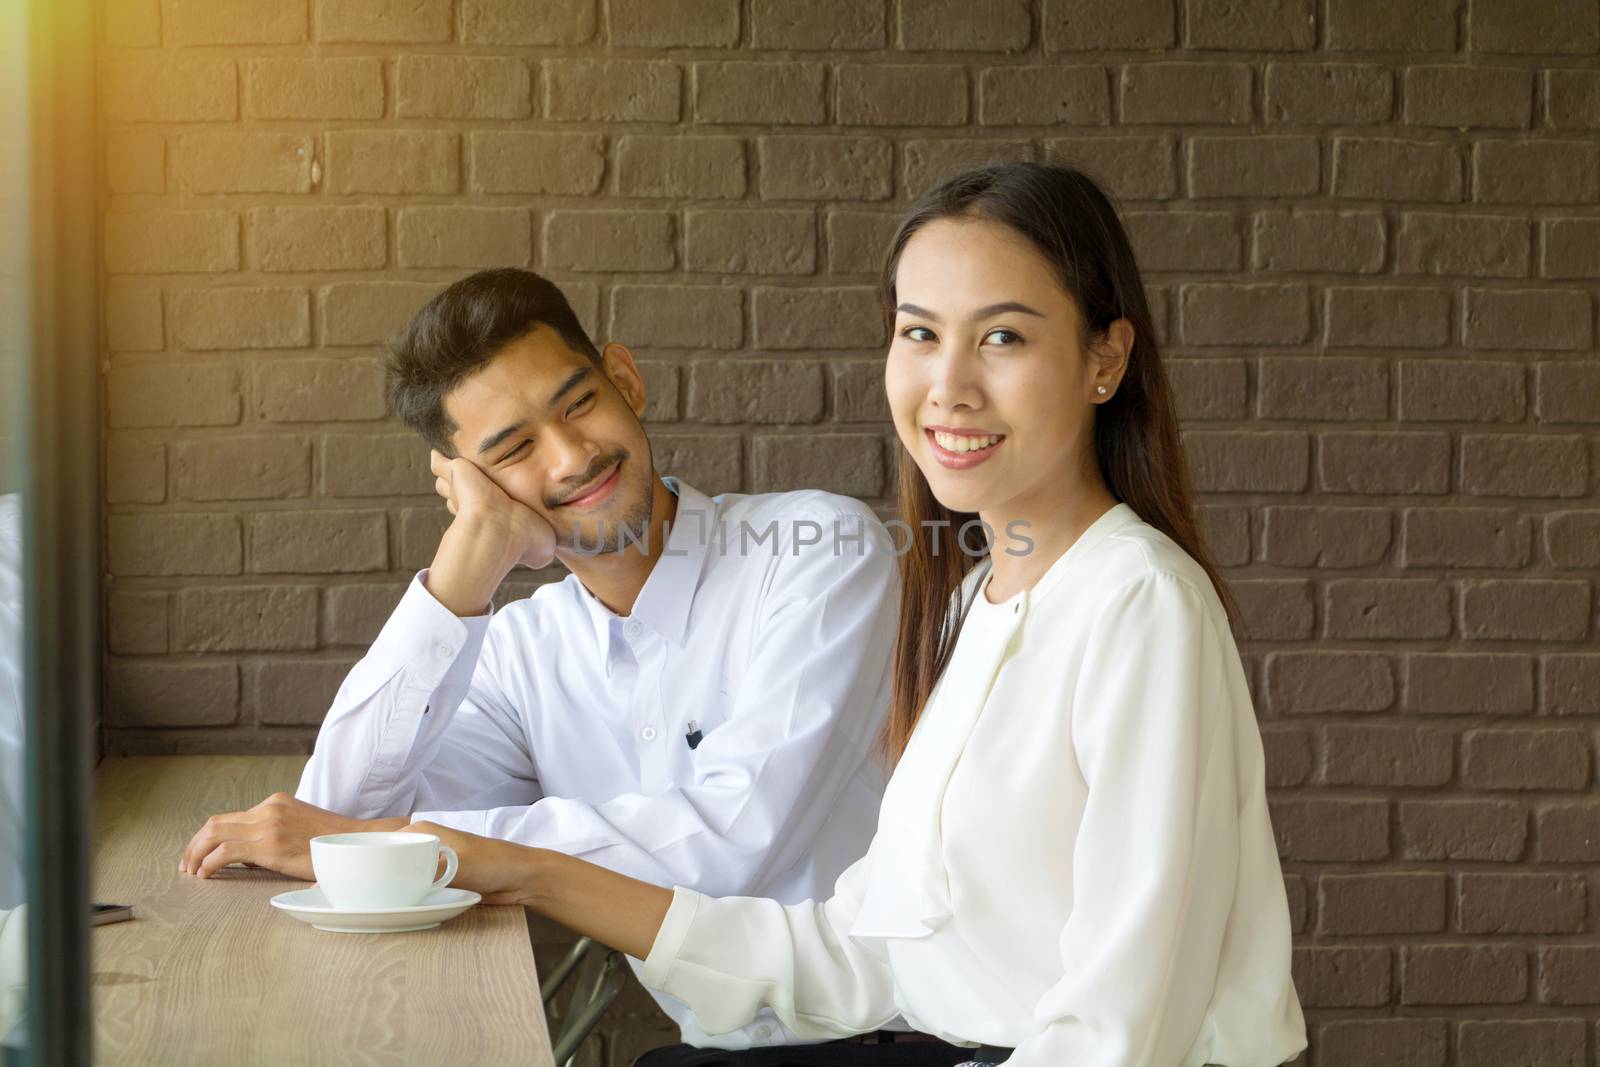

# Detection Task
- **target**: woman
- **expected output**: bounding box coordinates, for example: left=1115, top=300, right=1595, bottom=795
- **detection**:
left=411, top=163, right=1308, bottom=1066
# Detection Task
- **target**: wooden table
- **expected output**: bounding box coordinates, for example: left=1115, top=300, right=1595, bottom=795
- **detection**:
left=92, top=755, right=555, bottom=1066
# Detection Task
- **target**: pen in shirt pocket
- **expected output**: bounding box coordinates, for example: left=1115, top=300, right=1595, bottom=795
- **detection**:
left=685, top=721, right=703, bottom=750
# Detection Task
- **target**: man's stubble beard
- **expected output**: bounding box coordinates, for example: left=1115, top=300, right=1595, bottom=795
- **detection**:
left=553, top=452, right=655, bottom=557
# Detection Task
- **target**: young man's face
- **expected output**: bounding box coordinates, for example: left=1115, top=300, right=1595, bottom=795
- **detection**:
left=442, top=325, right=657, bottom=555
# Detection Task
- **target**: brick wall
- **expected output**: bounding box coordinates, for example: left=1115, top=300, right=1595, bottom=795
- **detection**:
left=98, top=0, right=1600, bottom=1063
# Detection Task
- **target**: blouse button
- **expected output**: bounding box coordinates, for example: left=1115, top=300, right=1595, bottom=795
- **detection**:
left=755, top=1025, right=773, bottom=1040
left=640, top=726, right=658, bottom=742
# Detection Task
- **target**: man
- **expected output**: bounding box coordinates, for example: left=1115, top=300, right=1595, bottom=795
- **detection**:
left=178, top=269, right=899, bottom=1051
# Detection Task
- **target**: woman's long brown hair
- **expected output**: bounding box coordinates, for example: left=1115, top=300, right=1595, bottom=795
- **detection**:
left=879, top=162, right=1237, bottom=766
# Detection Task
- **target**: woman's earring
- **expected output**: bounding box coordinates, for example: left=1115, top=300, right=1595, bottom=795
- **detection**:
left=1096, top=385, right=1109, bottom=396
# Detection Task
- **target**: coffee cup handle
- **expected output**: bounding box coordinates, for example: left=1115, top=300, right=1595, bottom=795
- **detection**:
left=432, top=845, right=459, bottom=891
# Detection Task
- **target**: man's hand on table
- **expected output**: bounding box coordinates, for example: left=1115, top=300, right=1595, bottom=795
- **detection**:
left=179, top=792, right=407, bottom=881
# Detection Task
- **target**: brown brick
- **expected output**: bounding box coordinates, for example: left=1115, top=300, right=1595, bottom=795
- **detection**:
left=1538, top=802, right=1600, bottom=861
left=106, top=438, right=166, bottom=505
left=102, top=56, right=237, bottom=121
left=1184, top=431, right=1309, bottom=493
left=1474, top=140, right=1600, bottom=204
left=1403, top=653, right=1535, bottom=715
left=250, top=207, right=387, bottom=273
left=105, top=210, right=239, bottom=275
left=246, top=58, right=384, bottom=120
left=1044, top=0, right=1177, bottom=50
left=1261, top=507, right=1390, bottom=569
left=1258, top=358, right=1387, bottom=421
left=107, top=592, right=168, bottom=656
left=1251, top=210, right=1384, bottom=274
left=1324, top=286, right=1451, bottom=348
left=396, top=55, right=532, bottom=119
left=1332, top=138, right=1463, bottom=202
left=105, top=131, right=164, bottom=194
left=1323, top=724, right=1453, bottom=787
left=171, top=287, right=310, bottom=351
left=753, top=287, right=885, bottom=349
left=321, top=433, right=430, bottom=498
left=755, top=136, right=896, bottom=201
left=1291, top=946, right=1391, bottom=1008
left=616, top=136, right=746, bottom=199
left=1316, top=1020, right=1447, bottom=1067
left=326, top=131, right=458, bottom=195
left=1397, top=212, right=1530, bottom=277
left=898, top=0, right=1031, bottom=50
left=1260, top=726, right=1312, bottom=786
left=315, top=0, right=451, bottom=42
left=1266, top=651, right=1394, bottom=714
left=104, top=279, right=165, bottom=351
left=544, top=212, right=675, bottom=274
left=1398, top=360, right=1525, bottom=423
left=832, top=361, right=891, bottom=423
left=1325, top=579, right=1452, bottom=640
left=544, top=59, right=679, bottom=123
left=1460, top=1021, right=1587, bottom=1067
left=1180, top=283, right=1309, bottom=345
left=651, top=435, right=744, bottom=495
left=1119, top=63, right=1252, bottom=125
left=1319, top=432, right=1452, bottom=495
left=1401, top=945, right=1528, bottom=1005
left=324, top=583, right=408, bottom=646
left=751, top=434, right=884, bottom=497
left=245, top=659, right=358, bottom=727
left=1542, top=655, right=1600, bottom=715
left=1404, top=65, right=1533, bottom=128
left=398, top=508, right=451, bottom=571
left=320, top=281, right=444, bottom=347
left=1320, top=873, right=1448, bottom=935
left=1460, top=434, right=1589, bottom=498
left=1401, top=507, right=1531, bottom=568
left=1461, top=579, right=1592, bottom=641
left=693, top=62, right=826, bottom=125
left=255, top=360, right=386, bottom=424
left=1264, top=62, right=1394, bottom=124
left=686, top=211, right=815, bottom=276
left=250, top=511, right=388, bottom=574
left=608, top=0, right=737, bottom=46
left=1542, top=218, right=1600, bottom=278
left=469, top=132, right=605, bottom=196
left=1045, top=136, right=1177, bottom=200
left=978, top=66, right=1108, bottom=126
left=1271, top=798, right=1389, bottom=861
left=686, top=361, right=826, bottom=424
left=460, top=0, right=595, bottom=44
left=1539, top=947, right=1600, bottom=1004
left=107, top=661, right=238, bottom=728
left=900, top=139, right=1035, bottom=201
left=637, top=361, right=682, bottom=422
left=167, top=0, right=305, bottom=43
left=1468, top=0, right=1600, bottom=54
left=108, top=364, right=240, bottom=429
left=1232, top=579, right=1315, bottom=640
left=177, top=586, right=317, bottom=653
left=1401, top=799, right=1528, bottom=861
left=1183, top=0, right=1313, bottom=48
left=1545, top=69, right=1600, bottom=129
left=108, top=513, right=242, bottom=577
left=837, top=65, right=968, bottom=127
left=396, top=207, right=531, bottom=270
left=1327, top=0, right=1456, bottom=50
left=1546, top=513, right=1600, bottom=568
left=1187, top=136, right=1318, bottom=198
left=104, top=0, right=160, bottom=46
left=1537, top=363, right=1600, bottom=424
left=609, top=286, right=743, bottom=350
left=172, top=436, right=310, bottom=502
left=749, top=0, right=885, bottom=49
left=1464, top=729, right=1592, bottom=790
left=1167, top=359, right=1248, bottom=420
left=1464, top=287, right=1593, bottom=350
left=1125, top=211, right=1241, bottom=272
left=1460, top=872, right=1587, bottom=934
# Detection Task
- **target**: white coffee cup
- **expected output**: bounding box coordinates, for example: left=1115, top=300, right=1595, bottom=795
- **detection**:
left=309, top=831, right=459, bottom=911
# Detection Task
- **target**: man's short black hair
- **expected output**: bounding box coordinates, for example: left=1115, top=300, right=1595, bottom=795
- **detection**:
left=385, top=268, right=601, bottom=454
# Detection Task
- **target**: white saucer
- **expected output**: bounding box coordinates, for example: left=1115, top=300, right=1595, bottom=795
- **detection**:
left=270, top=886, right=481, bottom=934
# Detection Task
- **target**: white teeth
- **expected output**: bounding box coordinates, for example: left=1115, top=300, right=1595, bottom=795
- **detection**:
left=932, top=431, right=1001, bottom=453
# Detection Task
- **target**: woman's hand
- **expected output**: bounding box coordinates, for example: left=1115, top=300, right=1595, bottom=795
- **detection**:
left=405, top=822, right=542, bottom=906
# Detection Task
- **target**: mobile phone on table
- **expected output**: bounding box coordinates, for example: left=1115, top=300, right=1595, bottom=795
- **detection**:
left=91, top=903, right=134, bottom=926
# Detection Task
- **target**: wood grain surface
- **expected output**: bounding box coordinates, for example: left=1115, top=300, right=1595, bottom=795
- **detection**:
left=92, top=755, right=554, bottom=1066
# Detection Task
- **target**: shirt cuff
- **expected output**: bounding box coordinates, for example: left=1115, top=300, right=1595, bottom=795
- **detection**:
left=639, top=887, right=703, bottom=990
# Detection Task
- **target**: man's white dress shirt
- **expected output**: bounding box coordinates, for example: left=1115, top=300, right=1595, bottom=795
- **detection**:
left=298, top=480, right=898, bottom=1049
left=640, top=503, right=1308, bottom=1066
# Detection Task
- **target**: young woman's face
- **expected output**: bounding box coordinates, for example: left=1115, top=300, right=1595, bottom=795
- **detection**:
left=885, top=216, right=1120, bottom=520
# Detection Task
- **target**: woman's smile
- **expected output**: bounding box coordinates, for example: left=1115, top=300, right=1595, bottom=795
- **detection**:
left=925, top=426, right=1006, bottom=469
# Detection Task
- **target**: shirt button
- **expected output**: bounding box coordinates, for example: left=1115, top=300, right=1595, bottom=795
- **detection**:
left=755, top=1025, right=773, bottom=1040
left=640, top=726, right=658, bottom=742
left=625, top=620, right=643, bottom=638
left=436, top=642, right=454, bottom=657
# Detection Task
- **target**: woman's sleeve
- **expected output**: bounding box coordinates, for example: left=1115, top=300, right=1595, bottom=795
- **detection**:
left=1012, top=571, right=1241, bottom=1067
left=638, top=853, right=899, bottom=1040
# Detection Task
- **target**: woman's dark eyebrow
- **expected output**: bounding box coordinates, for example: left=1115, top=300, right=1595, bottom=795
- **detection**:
left=896, top=301, right=1045, bottom=321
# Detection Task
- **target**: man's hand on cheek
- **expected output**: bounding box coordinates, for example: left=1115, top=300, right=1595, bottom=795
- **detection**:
left=426, top=449, right=558, bottom=616
left=177, top=792, right=403, bottom=882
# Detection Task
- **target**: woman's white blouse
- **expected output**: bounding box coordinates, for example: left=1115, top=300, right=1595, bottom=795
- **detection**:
left=640, top=503, right=1307, bottom=1066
